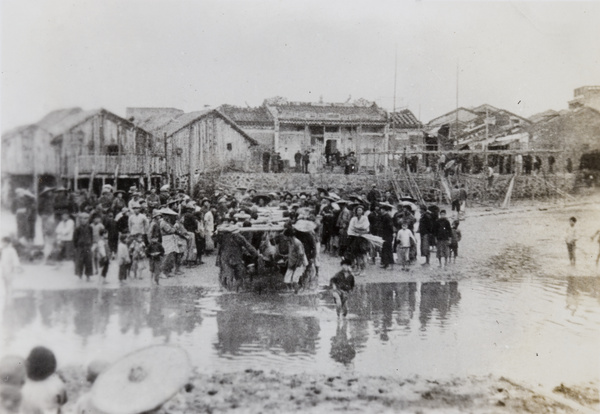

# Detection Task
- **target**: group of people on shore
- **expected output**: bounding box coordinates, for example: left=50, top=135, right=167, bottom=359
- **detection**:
left=3, top=181, right=465, bottom=291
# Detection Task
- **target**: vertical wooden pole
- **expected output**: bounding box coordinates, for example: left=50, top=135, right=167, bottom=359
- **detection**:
left=188, top=125, right=193, bottom=194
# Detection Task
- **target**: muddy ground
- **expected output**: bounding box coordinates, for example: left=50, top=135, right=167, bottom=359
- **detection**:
left=59, top=368, right=598, bottom=414
left=4, top=194, right=600, bottom=413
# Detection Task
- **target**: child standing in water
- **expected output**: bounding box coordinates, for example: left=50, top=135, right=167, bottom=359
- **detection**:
left=449, top=220, right=462, bottom=264
left=129, top=233, right=147, bottom=279
left=565, top=216, right=577, bottom=266
left=591, top=229, right=600, bottom=267
left=117, top=234, right=131, bottom=283
left=330, top=258, right=355, bottom=317
left=97, top=229, right=110, bottom=282
left=396, top=222, right=416, bottom=271
left=147, top=240, right=165, bottom=285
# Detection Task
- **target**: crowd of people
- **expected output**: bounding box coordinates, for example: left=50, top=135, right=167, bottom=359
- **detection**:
left=3, top=181, right=467, bottom=293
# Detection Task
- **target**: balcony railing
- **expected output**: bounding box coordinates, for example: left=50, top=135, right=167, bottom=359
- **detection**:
left=63, top=154, right=166, bottom=176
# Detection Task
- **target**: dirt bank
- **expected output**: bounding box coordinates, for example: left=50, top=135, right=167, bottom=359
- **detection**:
left=59, top=367, right=598, bottom=413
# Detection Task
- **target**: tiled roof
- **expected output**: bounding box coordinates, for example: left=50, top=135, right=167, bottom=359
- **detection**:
left=218, top=105, right=274, bottom=126
left=470, top=104, right=500, bottom=114
left=270, top=102, right=387, bottom=123
left=126, top=108, right=185, bottom=135
left=389, top=109, right=422, bottom=128
left=427, top=107, right=479, bottom=127
left=529, top=109, right=559, bottom=124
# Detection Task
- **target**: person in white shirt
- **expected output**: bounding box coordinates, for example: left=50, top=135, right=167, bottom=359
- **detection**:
left=347, top=206, right=370, bottom=275
left=396, top=223, right=417, bottom=271
left=54, top=213, right=74, bottom=263
left=204, top=205, right=215, bottom=253
left=565, top=216, right=578, bottom=266
left=1, top=237, right=21, bottom=301
left=128, top=206, right=149, bottom=238
left=20, top=347, right=67, bottom=414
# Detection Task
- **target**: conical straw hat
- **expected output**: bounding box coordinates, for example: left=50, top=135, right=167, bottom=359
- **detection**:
left=293, top=219, right=317, bottom=233
left=90, top=345, right=191, bottom=414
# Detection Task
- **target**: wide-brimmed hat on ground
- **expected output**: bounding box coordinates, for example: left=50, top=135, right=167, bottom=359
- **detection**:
left=293, top=219, right=317, bottom=233
left=90, top=345, right=191, bottom=414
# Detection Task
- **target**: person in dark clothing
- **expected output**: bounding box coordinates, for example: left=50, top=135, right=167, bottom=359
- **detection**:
left=418, top=205, right=435, bottom=266
left=73, top=213, right=94, bottom=280
left=366, top=184, right=380, bottom=205
left=53, top=188, right=75, bottom=222
left=103, top=211, right=119, bottom=258
left=216, top=225, right=260, bottom=291
left=330, top=257, right=355, bottom=317
left=294, top=150, right=303, bottom=172
left=12, top=189, right=36, bottom=242
left=320, top=199, right=336, bottom=252
left=182, top=207, right=201, bottom=266
left=434, top=209, right=452, bottom=269
left=262, top=151, right=271, bottom=173
left=115, top=208, right=130, bottom=236
left=271, top=152, right=280, bottom=174
left=379, top=203, right=395, bottom=269
left=111, top=192, right=127, bottom=216
left=368, top=204, right=383, bottom=264
left=302, top=151, right=310, bottom=174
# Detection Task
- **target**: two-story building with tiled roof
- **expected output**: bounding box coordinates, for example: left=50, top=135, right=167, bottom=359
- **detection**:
left=264, top=100, right=389, bottom=167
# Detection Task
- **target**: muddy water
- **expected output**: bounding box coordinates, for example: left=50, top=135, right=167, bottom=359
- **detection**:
left=2, top=276, right=599, bottom=388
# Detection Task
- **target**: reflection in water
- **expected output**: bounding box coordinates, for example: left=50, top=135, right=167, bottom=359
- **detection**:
left=214, top=293, right=320, bottom=355
left=2, top=278, right=598, bottom=386
left=2, top=287, right=205, bottom=345
left=330, top=319, right=355, bottom=365
left=419, top=282, right=460, bottom=331
left=566, top=276, right=600, bottom=315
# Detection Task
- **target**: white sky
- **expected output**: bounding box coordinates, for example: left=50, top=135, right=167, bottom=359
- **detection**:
left=1, top=0, right=599, bottom=132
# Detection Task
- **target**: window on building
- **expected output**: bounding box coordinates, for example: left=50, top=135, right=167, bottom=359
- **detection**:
left=309, top=126, right=324, bottom=136
left=105, top=145, right=119, bottom=155
left=226, top=143, right=232, bottom=151
left=325, top=126, right=338, bottom=133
